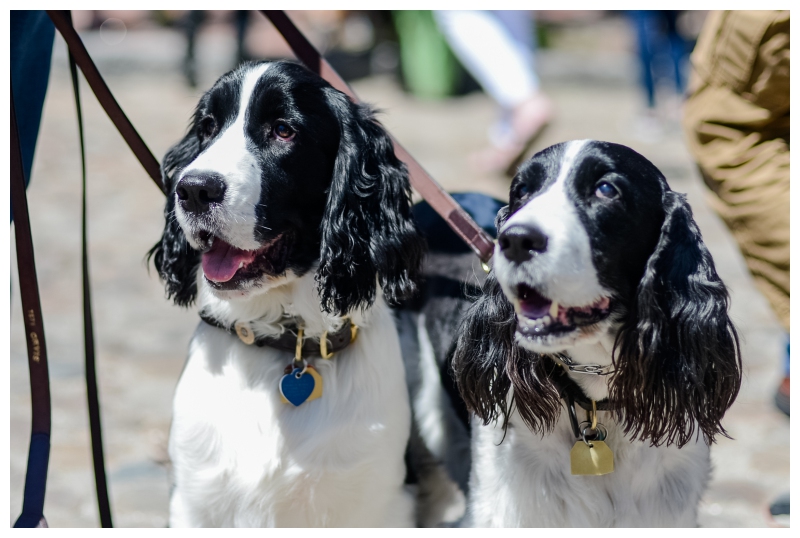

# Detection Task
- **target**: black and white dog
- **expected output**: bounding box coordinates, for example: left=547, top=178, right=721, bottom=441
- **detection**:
left=416, top=140, right=742, bottom=526
left=149, top=61, right=424, bottom=527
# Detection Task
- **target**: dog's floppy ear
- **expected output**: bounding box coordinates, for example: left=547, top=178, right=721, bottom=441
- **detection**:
left=148, top=131, right=201, bottom=307
left=452, top=206, right=563, bottom=436
left=451, top=270, right=517, bottom=430
left=611, top=190, right=742, bottom=447
left=316, top=90, right=424, bottom=316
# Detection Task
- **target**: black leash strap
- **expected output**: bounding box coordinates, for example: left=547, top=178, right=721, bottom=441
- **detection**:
left=261, top=10, right=496, bottom=264
left=46, top=10, right=164, bottom=193
left=66, top=8, right=114, bottom=527
left=11, top=84, right=51, bottom=530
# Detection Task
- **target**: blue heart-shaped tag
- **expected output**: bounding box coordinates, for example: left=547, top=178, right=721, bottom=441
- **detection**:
left=280, top=368, right=316, bottom=407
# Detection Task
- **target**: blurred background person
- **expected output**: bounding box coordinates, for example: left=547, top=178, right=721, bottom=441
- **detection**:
left=629, top=10, right=692, bottom=139
left=682, top=10, right=789, bottom=524
left=433, top=10, right=553, bottom=175
left=181, top=10, right=251, bottom=88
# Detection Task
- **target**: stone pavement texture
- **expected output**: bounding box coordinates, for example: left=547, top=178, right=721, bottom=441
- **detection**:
left=9, top=15, right=789, bottom=527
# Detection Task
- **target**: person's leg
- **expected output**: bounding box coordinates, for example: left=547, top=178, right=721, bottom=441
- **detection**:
left=434, top=10, right=552, bottom=173
left=234, top=10, right=250, bottom=65
left=631, top=11, right=656, bottom=109
left=182, top=11, right=205, bottom=88
left=434, top=10, right=537, bottom=110
left=663, top=10, right=687, bottom=95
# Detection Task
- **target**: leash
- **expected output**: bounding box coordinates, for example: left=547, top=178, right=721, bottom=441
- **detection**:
left=551, top=370, right=613, bottom=438
left=11, top=84, right=51, bottom=529
left=261, top=11, right=496, bottom=265
left=66, top=8, right=114, bottom=527
left=46, top=10, right=164, bottom=193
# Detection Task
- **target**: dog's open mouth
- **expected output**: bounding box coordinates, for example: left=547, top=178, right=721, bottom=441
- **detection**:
left=201, top=234, right=291, bottom=289
left=515, top=284, right=611, bottom=338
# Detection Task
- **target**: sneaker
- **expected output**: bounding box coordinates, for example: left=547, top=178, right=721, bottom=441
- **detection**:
left=768, top=493, right=789, bottom=527
left=471, top=92, right=554, bottom=176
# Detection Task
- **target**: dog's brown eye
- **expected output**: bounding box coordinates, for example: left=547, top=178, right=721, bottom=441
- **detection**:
left=595, top=181, right=619, bottom=200
left=273, top=122, right=295, bottom=140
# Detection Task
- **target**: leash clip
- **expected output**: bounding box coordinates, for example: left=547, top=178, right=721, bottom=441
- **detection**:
left=480, top=240, right=497, bottom=274
left=578, top=400, right=608, bottom=445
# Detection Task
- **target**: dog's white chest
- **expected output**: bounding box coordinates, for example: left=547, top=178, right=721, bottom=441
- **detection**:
left=168, top=314, right=413, bottom=527
left=467, top=411, right=711, bottom=527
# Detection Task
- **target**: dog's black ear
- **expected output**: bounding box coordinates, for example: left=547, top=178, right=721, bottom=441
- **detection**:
left=451, top=270, right=563, bottom=435
left=612, top=190, right=742, bottom=447
left=316, top=90, right=425, bottom=316
left=148, top=131, right=201, bottom=307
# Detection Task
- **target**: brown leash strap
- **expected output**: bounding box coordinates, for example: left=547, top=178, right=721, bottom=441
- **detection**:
left=11, top=82, right=51, bottom=529
left=261, top=11, right=496, bottom=264
left=46, top=10, right=164, bottom=193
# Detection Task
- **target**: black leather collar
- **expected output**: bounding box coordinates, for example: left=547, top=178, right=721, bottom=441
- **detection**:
left=199, top=312, right=357, bottom=358
left=550, top=365, right=614, bottom=439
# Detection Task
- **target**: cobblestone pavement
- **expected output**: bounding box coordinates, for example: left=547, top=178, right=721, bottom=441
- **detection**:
left=9, top=18, right=789, bottom=527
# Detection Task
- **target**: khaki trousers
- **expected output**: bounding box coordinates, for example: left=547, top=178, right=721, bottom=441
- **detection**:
left=683, top=10, right=789, bottom=330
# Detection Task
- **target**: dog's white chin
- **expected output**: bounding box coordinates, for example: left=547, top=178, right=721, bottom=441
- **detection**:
left=199, top=271, right=299, bottom=302
left=515, top=318, right=614, bottom=353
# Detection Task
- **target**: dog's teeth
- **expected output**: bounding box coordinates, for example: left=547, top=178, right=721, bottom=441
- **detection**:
left=238, top=261, right=244, bottom=269
left=549, top=301, right=559, bottom=318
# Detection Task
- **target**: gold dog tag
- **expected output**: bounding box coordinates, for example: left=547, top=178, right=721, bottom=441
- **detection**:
left=570, top=440, right=614, bottom=476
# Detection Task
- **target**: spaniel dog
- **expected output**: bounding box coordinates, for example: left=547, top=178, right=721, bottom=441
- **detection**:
left=149, top=61, right=424, bottom=527
left=421, top=140, right=742, bottom=526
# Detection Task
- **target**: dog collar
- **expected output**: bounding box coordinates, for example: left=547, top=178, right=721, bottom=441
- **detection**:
left=550, top=365, right=615, bottom=440
left=198, top=312, right=358, bottom=359
left=550, top=368, right=614, bottom=413
left=551, top=353, right=615, bottom=376
left=199, top=313, right=359, bottom=407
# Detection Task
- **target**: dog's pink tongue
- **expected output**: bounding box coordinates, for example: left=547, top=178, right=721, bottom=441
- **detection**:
left=202, top=238, right=256, bottom=282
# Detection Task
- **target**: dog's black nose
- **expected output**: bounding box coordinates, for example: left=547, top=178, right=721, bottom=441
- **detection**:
left=498, top=224, right=548, bottom=263
left=176, top=173, right=226, bottom=214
